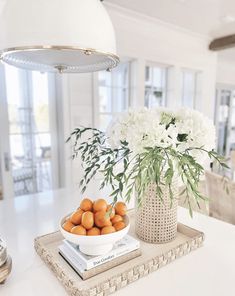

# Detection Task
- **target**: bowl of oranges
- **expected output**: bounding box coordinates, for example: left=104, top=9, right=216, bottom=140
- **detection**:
left=60, top=198, right=130, bottom=256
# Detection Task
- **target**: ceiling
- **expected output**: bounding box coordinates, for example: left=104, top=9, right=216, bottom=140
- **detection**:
left=106, top=0, right=235, bottom=38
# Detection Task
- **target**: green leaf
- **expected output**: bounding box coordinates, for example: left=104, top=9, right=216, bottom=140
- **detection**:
left=119, top=182, right=123, bottom=192
left=110, top=189, right=119, bottom=197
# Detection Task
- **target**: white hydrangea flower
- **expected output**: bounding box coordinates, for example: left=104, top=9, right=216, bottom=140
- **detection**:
left=106, top=107, right=216, bottom=164
left=175, top=108, right=216, bottom=163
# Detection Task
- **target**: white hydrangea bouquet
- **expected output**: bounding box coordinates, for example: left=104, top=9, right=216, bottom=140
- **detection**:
left=67, top=107, right=227, bottom=216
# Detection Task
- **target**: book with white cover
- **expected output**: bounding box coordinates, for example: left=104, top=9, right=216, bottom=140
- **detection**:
left=59, top=245, right=141, bottom=280
left=62, top=235, right=140, bottom=270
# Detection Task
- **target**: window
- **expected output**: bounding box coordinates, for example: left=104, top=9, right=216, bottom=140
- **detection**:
left=181, top=69, right=201, bottom=108
left=97, top=62, right=130, bottom=131
left=145, top=64, right=168, bottom=108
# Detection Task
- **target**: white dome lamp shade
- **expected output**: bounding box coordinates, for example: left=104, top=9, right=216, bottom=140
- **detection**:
left=0, top=0, right=119, bottom=73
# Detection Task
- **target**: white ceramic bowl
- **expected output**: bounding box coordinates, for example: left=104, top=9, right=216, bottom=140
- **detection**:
left=60, top=214, right=130, bottom=256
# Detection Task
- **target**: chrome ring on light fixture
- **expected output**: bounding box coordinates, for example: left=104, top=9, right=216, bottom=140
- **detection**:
left=0, top=45, right=120, bottom=73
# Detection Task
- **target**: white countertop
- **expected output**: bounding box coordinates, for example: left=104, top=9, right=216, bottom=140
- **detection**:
left=0, top=188, right=235, bottom=296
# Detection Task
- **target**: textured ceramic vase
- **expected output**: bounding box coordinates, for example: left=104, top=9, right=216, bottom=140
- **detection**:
left=135, top=181, right=178, bottom=244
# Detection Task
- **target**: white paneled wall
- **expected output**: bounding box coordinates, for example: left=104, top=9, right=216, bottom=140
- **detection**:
left=61, top=73, right=94, bottom=192
left=216, top=57, right=235, bottom=86
left=61, top=3, right=218, bottom=195
left=108, top=3, right=217, bottom=116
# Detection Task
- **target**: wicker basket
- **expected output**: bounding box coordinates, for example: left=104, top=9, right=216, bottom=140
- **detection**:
left=135, top=181, right=179, bottom=244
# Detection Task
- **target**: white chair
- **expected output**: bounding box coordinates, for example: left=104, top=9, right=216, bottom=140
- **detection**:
left=205, top=171, right=235, bottom=224
left=230, top=150, right=235, bottom=170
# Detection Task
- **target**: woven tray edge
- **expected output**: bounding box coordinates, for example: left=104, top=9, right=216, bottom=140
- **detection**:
left=34, top=229, right=204, bottom=296
left=34, top=238, right=85, bottom=296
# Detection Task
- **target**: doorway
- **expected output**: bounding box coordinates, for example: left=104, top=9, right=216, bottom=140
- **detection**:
left=215, top=85, right=235, bottom=157
left=0, top=64, right=62, bottom=198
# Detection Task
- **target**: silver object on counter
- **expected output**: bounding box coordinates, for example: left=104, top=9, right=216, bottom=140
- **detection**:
left=0, top=238, right=7, bottom=268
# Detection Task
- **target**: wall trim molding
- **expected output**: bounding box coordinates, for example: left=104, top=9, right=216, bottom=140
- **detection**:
left=104, top=2, right=210, bottom=42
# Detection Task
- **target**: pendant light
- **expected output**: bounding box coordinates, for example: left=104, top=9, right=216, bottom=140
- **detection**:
left=0, top=0, right=119, bottom=73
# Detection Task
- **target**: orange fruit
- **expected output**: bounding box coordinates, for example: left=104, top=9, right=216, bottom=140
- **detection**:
left=81, top=211, right=94, bottom=230
left=63, top=221, right=75, bottom=232
left=93, top=199, right=107, bottom=213
left=70, top=208, right=84, bottom=225
left=87, top=227, right=101, bottom=236
left=80, top=198, right=93, bottom=211
left=115, top=202, right=127, bottom=216
left=111, top=215, right=123, bottom=224
left=95, top=211, right=111, bottom=228
left=71, top=225, right=86, bottom=235
left=113, top=221, right=126, bottom=231
left=101, top=226, right=116, bottom=235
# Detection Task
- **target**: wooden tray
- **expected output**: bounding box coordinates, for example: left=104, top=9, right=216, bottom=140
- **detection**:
left=34, top=212, right=204, bottom=296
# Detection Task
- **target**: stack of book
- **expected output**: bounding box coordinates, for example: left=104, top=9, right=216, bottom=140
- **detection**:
left=59, top=235, right=141, bottom=280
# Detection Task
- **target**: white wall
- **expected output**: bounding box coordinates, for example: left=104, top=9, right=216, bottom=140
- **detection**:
left=62, top=3, right=219, bottom=193
left=61, top=73, right=94, bottom=191
left=216, top=56, right=235, bottom=86
left=106, top=3, right=217, bottom=117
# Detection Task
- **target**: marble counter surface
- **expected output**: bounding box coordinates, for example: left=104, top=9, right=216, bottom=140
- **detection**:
left=0, top=188, right=235, bottom=296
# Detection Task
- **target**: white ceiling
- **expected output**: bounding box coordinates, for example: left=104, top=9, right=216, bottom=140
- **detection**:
left=106, top=0, right=235, bottom=38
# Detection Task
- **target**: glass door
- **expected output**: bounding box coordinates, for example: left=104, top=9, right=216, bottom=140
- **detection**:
left=0, top=65, right=14, bottom=199
left=0, top=64, right=60, bottom=198
left=215, top=87, right=234, bottom=156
